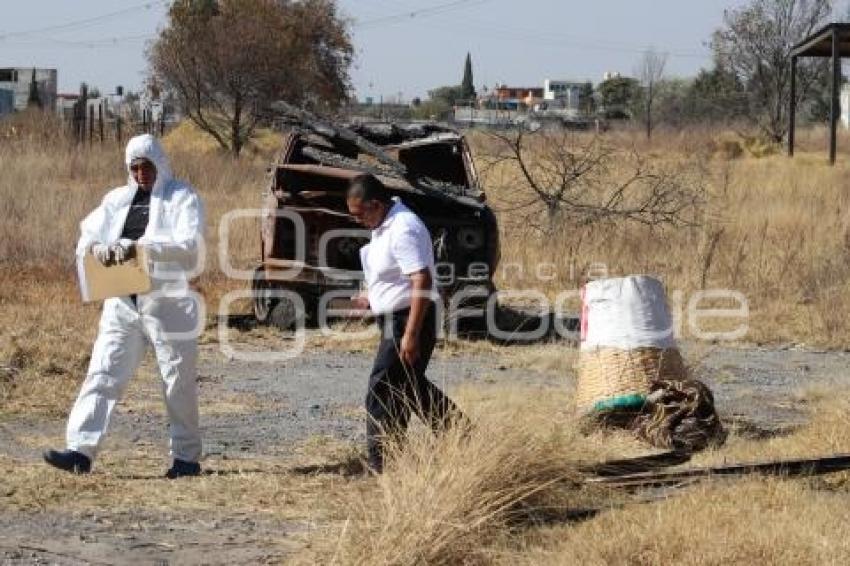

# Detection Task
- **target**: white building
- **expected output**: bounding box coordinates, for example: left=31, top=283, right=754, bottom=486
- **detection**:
left=842, top=84, right=850, bottom=129
left=0, top=67, right=58, bottom=113
left=543, top=79, right=585, bottom=111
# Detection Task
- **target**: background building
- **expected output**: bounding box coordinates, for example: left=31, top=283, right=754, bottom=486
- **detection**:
left=0, top=89, right=14, bottom=116
left=495, top=84, right=544, bottom=103
left=0, top=67, right=58, bottom=114
left=543, top=79, right=585, bottom=111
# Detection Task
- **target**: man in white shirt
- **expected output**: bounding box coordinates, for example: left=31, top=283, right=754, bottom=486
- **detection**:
left=347, top=174, right=464, bottom=473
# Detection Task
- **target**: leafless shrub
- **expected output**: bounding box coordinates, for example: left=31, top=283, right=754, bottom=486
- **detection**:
left=480, top=129, right=706, bottom=235
left=637, top=48, right=668, bottom=140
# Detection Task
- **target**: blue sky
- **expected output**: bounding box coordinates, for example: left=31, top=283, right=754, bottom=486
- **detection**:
left=0, top=0, right=838, bottom=99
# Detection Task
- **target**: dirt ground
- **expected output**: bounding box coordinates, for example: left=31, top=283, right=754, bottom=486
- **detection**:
left=2, top=333, right=849, bottom=564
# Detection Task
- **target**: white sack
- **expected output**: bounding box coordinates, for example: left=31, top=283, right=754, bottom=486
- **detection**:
left=580, top=275, right=675, bottom=351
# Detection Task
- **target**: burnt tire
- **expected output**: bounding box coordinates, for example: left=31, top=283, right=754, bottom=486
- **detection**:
left=268, top=297, right=304, bottom=331
left=442, top=282, right=495, bottom=338
left=252, top=266, right=277, bottom=325
left=252, top=267, right=308, bottom=331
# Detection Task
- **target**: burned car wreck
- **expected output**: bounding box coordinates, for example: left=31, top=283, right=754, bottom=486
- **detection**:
left=251, top=105, right=500, bottom=331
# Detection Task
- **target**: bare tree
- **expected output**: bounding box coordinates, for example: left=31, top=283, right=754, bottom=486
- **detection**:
left=481, top=129, right=705, bottom=235
left=637, top=48, right=668, bottom=139
left=712, top=0, right=832, bottom=143
left=149, top=0, right=352, bottom=156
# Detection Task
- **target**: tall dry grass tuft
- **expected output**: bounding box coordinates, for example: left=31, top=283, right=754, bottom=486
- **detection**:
left=327, top=389, right=627, bottom=565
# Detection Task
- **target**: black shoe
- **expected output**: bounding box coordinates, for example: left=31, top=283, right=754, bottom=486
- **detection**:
left=165, top=459, right=201, bottom=479
left=43, top=449, right=91, bottom=474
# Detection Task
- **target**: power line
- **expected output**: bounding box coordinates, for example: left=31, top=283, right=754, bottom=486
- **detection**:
left=0, top=1, right=712, bottom=62
left=0, top=1, right=168, bottom=40
left=355, top=0, right=491, bottom=29
left=2, top=0, right=494, bottom=50
left=0, top=34, right=156, bottom=49
left=350, top=3, right=710, bottom=60
left=415, top=16, right=712, bottom=60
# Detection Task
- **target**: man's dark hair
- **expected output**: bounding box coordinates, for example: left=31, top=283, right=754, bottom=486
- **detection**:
left=347, top=174, right=391, bottom=204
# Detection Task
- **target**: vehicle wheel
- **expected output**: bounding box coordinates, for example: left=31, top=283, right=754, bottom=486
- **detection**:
left=442, top=282, right=495, bottom=338
left=268, top=295, right=306, bottom=331
left=252, top=266, right=278, bottom=324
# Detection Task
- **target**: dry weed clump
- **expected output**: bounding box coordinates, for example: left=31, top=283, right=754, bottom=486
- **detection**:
left=326, top=389, right=625, bottom=565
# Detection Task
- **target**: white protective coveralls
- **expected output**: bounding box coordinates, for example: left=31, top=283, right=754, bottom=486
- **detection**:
left=67, top=134, right=205, bottom=463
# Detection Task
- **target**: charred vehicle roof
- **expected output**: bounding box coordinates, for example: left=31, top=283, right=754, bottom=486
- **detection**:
left=251, top=103, right=500, bottom=330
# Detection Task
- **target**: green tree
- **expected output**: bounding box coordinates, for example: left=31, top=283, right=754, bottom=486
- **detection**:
left=684, top=62, right=748, bottom=123
left=428, top=85, right=464, bottom=107
left=411, top=84, right=463, bottom=120
left=597, top=77, right=640, bottom=119
left=579, top=81, right=595, bottom=116
left=411, top=98, right=452, bottom=120
left=150, top=0, right=353, bottom=156
left=648, top=78, right=691, bottom=129
left=460, top=53, right=476, bottom=101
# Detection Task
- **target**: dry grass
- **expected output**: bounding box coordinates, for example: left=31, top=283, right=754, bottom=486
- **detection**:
left=693, top=396, right=850, bottom=467
left=307, top=385, right=850, bottom=565
left=315, top=386, right=850, bottom=564
left=509, top=479, right=850, bottom=565
left=489, top=394, right=850, bottom=565
left=0, top=269, right=98, bottom=416
left=309, top=386, right=633, bottom=565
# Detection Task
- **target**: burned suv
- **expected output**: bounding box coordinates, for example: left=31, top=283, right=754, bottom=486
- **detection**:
left=251, top=107, right=499, bottom=330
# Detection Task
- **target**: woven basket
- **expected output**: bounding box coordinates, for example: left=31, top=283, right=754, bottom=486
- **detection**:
left=575, top=347, right=687, bottom=414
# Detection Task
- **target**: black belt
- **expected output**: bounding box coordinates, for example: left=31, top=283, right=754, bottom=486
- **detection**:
left=375, top=301, right=435, bottom=324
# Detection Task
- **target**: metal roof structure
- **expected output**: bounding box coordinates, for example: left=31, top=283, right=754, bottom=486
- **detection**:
left=791, top=23, right=850, bottom=57
left=789, top=23, right=850, bottom=164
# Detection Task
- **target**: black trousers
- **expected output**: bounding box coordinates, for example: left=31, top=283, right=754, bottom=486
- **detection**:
left=366, top=302, right=461, bottom=471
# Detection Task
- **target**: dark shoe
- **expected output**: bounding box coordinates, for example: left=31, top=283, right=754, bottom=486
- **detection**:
left=43, top=449, right=91, bottom=474
left=165, top=459, right=201, bottom=479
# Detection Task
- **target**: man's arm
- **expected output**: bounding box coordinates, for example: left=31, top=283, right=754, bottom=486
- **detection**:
left=138, top=191, right=204, bottom=266
left=76, top=197, right=110, bottom=258
left=399, top=268, right=432, bottom=367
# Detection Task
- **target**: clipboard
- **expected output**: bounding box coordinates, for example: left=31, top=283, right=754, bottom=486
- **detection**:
left=77, top=246, right=152, bottom=303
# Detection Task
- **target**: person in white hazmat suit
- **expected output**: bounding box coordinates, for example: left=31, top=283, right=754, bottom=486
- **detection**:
left=44, top=134, right=206, bottom=479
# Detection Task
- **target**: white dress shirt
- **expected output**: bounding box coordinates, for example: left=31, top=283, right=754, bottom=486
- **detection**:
left=360, top=199, right=436, bottom=314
